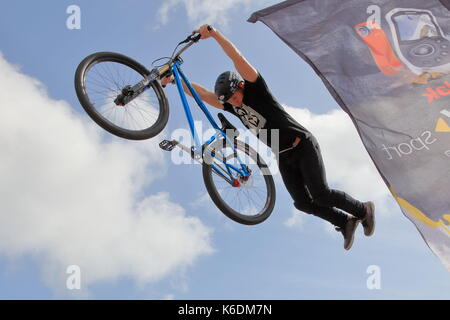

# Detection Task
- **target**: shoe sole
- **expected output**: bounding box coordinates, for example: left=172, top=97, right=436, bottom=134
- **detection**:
left=345, top=220, right=360, bottom=251
left=363, top=202, right=375, bottom=237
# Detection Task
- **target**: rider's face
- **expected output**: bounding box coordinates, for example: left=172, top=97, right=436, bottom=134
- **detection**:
left=227, top=88, right=244, bottom=107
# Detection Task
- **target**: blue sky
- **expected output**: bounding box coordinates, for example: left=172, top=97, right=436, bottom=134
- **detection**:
left=0, top=0, right=449, bottom=299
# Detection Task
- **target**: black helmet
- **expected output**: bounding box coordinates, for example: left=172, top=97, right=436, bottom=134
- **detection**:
left=214, top=71, right=243, bottom=102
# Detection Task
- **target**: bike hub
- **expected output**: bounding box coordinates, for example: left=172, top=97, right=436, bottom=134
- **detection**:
left=239, top=175, right=254, bottom=189
left=114, top=85, right=133, bottom=106
left=232, top=179, right=241, bottom=187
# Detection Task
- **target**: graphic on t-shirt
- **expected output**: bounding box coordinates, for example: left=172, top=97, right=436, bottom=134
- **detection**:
left=233, top=104, right=267, bottom=134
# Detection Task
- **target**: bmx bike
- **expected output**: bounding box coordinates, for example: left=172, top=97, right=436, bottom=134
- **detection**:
left=74, top=30, right=276, bottom=225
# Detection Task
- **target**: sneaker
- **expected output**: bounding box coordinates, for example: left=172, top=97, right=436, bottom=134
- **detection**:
left=361, top=201, right=375, bottom=236
left=335, top=217, right=360, bottom=251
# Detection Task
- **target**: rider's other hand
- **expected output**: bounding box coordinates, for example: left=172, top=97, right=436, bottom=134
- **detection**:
left=161, top=74, right=175, bottom=87
left=193, top=24, right=215, bottom=39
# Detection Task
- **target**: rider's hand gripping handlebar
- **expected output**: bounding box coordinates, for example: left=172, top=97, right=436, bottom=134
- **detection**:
left=158, top=25, right=212, bottom=87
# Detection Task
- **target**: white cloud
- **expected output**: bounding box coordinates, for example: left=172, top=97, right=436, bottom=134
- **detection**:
left=189, top=191, right=236, bottom=231
left=156, top=0, right=272, bottom=30
left=284, top=208, right=304, bottom=230
left=0, top=53, right=213, bottom=296
left=189, top=191, right=212, bottom=209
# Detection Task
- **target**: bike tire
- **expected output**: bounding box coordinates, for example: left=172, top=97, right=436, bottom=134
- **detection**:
left=74, top=52, right=169, bottom=140
left=202, top=139, right=276, bottom=225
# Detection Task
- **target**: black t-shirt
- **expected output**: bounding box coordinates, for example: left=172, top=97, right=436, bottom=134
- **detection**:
left=222, top=73, right=312, bottom=150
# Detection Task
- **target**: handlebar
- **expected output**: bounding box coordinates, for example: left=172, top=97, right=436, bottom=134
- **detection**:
left=173, top=25, right=212, bottom=59
left=157, top=25, right=213, bottom=86
left=179, top=25, right=212, bottom=45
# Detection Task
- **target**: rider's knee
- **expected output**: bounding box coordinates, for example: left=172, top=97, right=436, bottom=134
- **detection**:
left=310, top=189, right=332, bottom=207
left=294, top=200, right=313, bottom=213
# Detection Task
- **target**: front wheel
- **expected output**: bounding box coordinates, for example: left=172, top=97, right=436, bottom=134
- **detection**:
left=202, top=139, right=276, bottom=225
left=74, top=52, right=169, bottom=140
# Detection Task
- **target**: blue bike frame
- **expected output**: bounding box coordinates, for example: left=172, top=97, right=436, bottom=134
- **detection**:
left=169, top=60, right=250, bottom=181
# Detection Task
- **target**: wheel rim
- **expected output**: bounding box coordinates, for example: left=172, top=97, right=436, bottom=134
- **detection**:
left=82, top=59, right=162, bottom=132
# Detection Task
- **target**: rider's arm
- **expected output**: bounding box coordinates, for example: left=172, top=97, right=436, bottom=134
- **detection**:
left=161, top=75, right=224, bottom=110
left=196, top=25, right=259, bottom=83
left=189, top=82, right=224, bottom=110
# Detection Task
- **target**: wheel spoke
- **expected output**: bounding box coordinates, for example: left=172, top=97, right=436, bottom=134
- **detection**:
left=209, top=142, right=272, bottom=219
left=82, top=59, right=162, bottom=132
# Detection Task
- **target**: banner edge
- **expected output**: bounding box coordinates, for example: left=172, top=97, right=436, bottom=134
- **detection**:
left=248, top=0, right=307, bottom=23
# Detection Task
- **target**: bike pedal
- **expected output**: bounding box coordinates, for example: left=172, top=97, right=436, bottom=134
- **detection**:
left=159, top=139, right=178, bottom=151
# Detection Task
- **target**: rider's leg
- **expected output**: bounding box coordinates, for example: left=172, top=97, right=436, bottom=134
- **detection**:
left=295, top=135, right=366, bottom=219
left=278, top=151, right=349, bottom=229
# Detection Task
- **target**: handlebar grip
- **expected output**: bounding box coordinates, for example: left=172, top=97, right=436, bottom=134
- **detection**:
left=192, top=33, right=202, bottom=42
left=189, top=25, right=213, bottom=43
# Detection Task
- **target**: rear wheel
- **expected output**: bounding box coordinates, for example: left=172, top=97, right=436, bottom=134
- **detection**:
left=202, top=139, right=276, bottom=225
left=74, top=52, right=169, bottom=140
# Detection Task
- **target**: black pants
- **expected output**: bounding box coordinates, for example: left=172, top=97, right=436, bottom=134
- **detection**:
left=277, top=135, right=365, bottom=229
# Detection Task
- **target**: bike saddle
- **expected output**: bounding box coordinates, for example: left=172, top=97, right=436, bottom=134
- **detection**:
left=218, top=113, right=239, bottom=137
